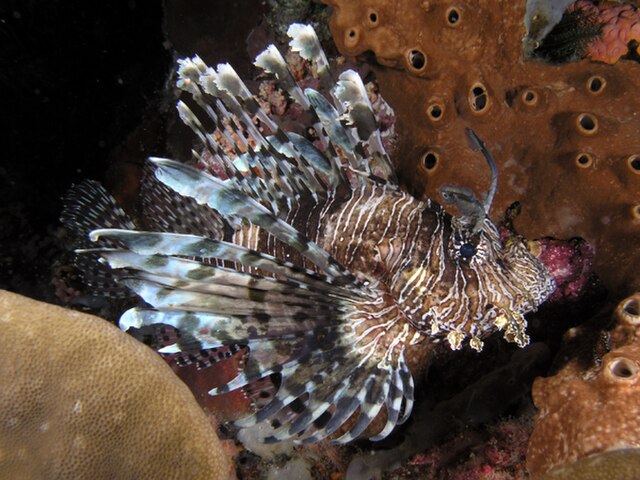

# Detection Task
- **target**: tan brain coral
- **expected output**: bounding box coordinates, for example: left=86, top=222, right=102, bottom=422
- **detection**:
left=0, top=290, right=233, bottom=480
left=539, top=449, right=640, bottom=480
left=526, top=293, right=640, bottom=478
left=324, top=0, right=640, bottom=293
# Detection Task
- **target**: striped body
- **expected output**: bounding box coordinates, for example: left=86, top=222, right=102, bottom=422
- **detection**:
left=234, top=181, right=552, bottom=356
left=63, top=24, right=555, bottom=444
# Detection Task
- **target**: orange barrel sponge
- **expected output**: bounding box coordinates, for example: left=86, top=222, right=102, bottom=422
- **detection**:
left=527, top=293, right=640, bottom=478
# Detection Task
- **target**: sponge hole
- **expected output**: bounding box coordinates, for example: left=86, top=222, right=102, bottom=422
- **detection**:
left=469, top=83, right=489, bottom=114
left=587, top=75, right=606, bottom=95
left=422, top=151, right=439, bottom=171
left=576, top=113, right=598, bottom=135
left=446, top=7, right=461, bottom=26
left=608, top=358, right=638, bottom=380
left=407, top=49, right=427, bottom=71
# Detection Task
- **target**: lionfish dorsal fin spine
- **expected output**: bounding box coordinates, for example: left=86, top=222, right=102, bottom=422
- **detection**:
left=254, top=44, right=311, bottom=110
left=178, top=24, right=397, bottom=213
left=287, top=23, right=333, bottom=93
left=334, top=70, right=397, bottom=183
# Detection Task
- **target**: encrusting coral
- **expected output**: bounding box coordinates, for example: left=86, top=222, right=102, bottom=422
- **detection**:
left=323, top=0, right=640, bottom=293
left=528, top=236, right=595, bottom=302
left=526, top=292, right=640, bottom=478
left=0, top=290, right=234, bottom=480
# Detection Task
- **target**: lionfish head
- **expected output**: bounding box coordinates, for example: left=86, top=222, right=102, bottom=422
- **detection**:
left=401, top=130, right=556, bottom=351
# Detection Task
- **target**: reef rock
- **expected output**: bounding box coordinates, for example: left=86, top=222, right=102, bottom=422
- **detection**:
left=324, top=0, right=640, bottom=293
left=526, top=293, right=640, bottom=478
left=0, top=290, right=233, bottom=480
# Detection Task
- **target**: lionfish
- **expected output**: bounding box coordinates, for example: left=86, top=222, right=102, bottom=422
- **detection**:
left=62, top=24, right=555, bottom=444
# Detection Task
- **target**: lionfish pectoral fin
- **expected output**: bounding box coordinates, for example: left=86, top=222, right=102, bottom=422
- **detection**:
left=99, top=232, right=412, bottom=444
left=101, top=230, right=413, bottom=444
left=228, top=333, right=414, bottom=445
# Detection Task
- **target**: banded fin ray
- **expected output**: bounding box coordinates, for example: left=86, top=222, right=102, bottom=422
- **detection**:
left=254, top=44, right=311, bottom=110
left=286, top=23, right=397, bottom=184
left=89, top=229, right=365, bottom=293
left=120, top=308, right=344, bottom=346
left=139, top=163, right=225, bottom=238
left=214, top=62, right=328, bottom=198
left=148, top=157, right=361, bottom=285
left=287, top=23, right=334, bottom=95
left=96, top=249, right=353, bottom=301
left=304, top=89, right=366, bottom=174
left=334, top=70, right=397, bottom=182
left=253, top=43, right=343, bottom=179
left=180, top=58, right=328, bottom=204
left=177, top=59, right=303, bottom=210
left=117, top=277, right=338, bottom=317
left=118, top=302, right=412, bottom=444
left=256, top=345, right=409, bottom=444
left=177, top=22, right=397, bottom=214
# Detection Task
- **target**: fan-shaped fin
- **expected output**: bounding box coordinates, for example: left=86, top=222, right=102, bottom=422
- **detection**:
left=60, top=180, right=137, bottom=298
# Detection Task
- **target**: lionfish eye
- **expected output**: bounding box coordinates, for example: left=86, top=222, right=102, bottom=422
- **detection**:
left=459, top=242, right=477, bottom=259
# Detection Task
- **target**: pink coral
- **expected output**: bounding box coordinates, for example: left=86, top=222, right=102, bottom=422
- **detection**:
left=570, top=0, right=640, bottom=63
left=258, top=80, right=288, bottom=116
left=406, top=418, right=532, bottom=479
left=532, top=237, right=595, bottom=302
